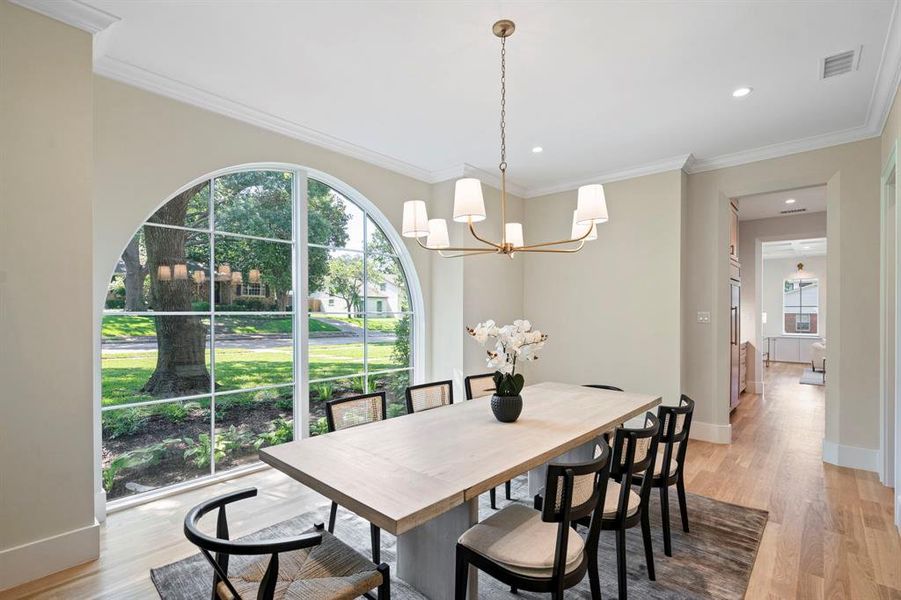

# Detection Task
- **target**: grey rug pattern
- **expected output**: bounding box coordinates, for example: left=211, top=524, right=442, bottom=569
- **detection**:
left=152, top=476, right=767, bottom=599
left=800, top=368, right=825, bottom=386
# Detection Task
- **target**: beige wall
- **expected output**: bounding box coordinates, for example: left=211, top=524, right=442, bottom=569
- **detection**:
left=738, top=212, right=828, bottom=388
left=684, top=139, right=881, bottom=451
left=0, top=3, right=98, bottom=589
left=522, top=170, right=684, bottom=406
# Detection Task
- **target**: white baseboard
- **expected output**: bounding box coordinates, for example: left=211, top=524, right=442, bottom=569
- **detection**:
left=0, top=521, right=99, bottom=592
left=690, top=420, right=732, bottom=444
left=94, top=489, right=107, bottom=523
left=751, top=380, right=764, bottom=394
left=822, top=439, right=880, bottom=472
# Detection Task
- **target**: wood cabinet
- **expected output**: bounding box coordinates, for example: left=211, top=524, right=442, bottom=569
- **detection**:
left=729, top=201, right=739, bottom=262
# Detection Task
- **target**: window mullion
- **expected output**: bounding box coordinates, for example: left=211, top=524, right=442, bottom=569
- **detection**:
left=208, top=176, right=217, bottom=476
left=295, top=170, right=310, bottom=438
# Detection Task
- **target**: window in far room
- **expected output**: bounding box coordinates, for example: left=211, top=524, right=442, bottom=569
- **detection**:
left=783, top=278, right=818, bottom=334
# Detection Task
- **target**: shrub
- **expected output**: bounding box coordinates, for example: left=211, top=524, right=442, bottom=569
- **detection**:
left=192, top=301, right=211, bottom=311
left=102, top=409, right=148, bottom=439
left=255, top=417, right=294, bottom=449
left=387, top=403, right=406, bottom=418
left=104, top=298, right=125, bottom=309
left=351, top=376, right=366, bottom=394
left=309, top=417, right=330, bottom=437
left=157, top=402, right=187, bottom=423
left=312, top=382, right=334, bottom=402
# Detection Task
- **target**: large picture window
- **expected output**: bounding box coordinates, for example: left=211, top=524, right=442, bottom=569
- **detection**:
left=101, top=168, right=418, bottom=503
left=783, top=278, right=819, bottom=334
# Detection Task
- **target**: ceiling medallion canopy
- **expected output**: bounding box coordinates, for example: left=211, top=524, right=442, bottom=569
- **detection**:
left=402, top=19, right=608, bottom=258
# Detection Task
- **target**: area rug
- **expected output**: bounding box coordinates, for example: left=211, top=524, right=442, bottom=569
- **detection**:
left=800, top=368, right=825, bottom=386
left=152, top=477, right=767, bottom=599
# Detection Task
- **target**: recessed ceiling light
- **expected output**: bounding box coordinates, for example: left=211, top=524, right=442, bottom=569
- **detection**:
left=532, top=146, right=543, bottom=153
left=732, top=87, right=753, bottom=98
left=785, top=198, right=796, bottom=204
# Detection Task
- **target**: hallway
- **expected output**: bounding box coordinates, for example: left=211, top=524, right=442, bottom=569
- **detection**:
left=686, top=362, right=900, bottom=598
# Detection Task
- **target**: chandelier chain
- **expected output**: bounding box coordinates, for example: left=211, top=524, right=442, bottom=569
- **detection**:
left=499, top=35, right=507, bottom=173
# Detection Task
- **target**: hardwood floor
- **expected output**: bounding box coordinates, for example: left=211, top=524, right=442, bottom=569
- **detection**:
left=2, top=362, right=899, bottom=599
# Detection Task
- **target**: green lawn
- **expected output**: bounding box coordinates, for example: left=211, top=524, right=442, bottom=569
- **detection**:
left=319, top=315, right=402, bottom=333
left=101, top=341, right=402, bottom=406
left=102, top=315, right=340, bottom=338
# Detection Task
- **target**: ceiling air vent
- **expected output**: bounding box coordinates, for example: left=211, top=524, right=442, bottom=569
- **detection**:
left=820, top=48, right=860, bottom=79
left=780, top=208, right=808, bottom=215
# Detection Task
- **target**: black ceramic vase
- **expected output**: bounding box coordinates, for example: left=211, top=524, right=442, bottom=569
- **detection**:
left=490, top=394, right=523, bottom=423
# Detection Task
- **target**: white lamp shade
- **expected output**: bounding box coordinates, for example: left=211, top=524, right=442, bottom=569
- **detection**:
left=505, top=222, right=524, bottom=248
left=576, top=184, right=609, bottom=224
left=157, top=265, right=172, bottom=281
left=173, top=263, right=188, bottom=280
left=402, top=200, right=430, bottom=238
left=426, top=218, right=450, bottom=249
left=453, top=178, right=486, bottom=223
left=570, top=210, right=598, bottom=241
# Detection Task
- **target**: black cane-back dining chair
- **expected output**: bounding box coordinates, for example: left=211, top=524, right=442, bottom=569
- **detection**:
left=325, top=392, right=387, bottom=563
left=455, top=441, right=612, bottom=599
left=464, top=372, right=513, bottom=509
left=594, top=413, right=660, bottom=599
left=184, top=487, right=390, bottom=600
left=634, top=394, right=695, bottom=557
left=582, top=384, right=624, bottom=446
left=405, top=380, right=454, bottom=414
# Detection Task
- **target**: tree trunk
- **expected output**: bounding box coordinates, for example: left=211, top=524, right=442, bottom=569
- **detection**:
left=122, top=235, right=147, bottom=311
left=140, top=183, right=211, bottom=398
left=276, top=290, right=289, bottom=311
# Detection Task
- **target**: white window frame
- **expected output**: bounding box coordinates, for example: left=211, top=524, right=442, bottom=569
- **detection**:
left=782, top=277, right=819, bottom=335
left=99, top=163, right=425, bottom=512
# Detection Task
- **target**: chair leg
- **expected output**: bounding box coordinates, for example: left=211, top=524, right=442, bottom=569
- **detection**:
left=641, top=507, right=656, bottom=581
left=505, top=480, right=512, bottom=500
left=328, top=501, right=338, bottom=533
left=660, top=485, right=672, bottom=557
left=588, top=538, right=602, bottom=600
left=676, top=477, right=690, bottom=533
left=370, top=523, right=381, bottom=564
left=510, top=585, right=518, bottom=593
left=455, top=546, right=469, bottom=600
left=615, top=528, right=627, bottom=600
left=377, top=563, right=390, bottom=600
left=490, top=487, right=497, bottom=510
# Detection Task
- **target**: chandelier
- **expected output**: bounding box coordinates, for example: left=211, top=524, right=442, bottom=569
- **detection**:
left=402, top=19, right=608, bottom=258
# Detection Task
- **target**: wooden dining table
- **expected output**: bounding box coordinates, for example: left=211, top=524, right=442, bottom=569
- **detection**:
left=260, top=381, right=661, bottom=599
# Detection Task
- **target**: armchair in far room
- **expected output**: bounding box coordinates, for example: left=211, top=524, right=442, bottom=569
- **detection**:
left=811, top=340, right=826, bottom=373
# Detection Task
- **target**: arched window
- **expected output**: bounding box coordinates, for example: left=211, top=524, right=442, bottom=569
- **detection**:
left=101, top=167, right=420, bottom=503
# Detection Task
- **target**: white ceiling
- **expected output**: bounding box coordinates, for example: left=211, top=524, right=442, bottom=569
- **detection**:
left=762, top=238, right=827, bottom=260
left=20, top=0, right=901, bottom=196
left=737, top=185, right=827, bottom=221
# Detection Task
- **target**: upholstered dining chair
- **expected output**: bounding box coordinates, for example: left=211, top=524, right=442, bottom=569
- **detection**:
left=464, top=373, right=512, bottom=510
left=325, top=392, right=387, bottom=563
left=536, top=412, right=661, bottom=599
left=184, top=487, right=390, bottom=600
left=405, top=380, right=454, bottom=414
left=455, top=441, right=612, bottom=599
left=633, top=394, right=694, bottom=557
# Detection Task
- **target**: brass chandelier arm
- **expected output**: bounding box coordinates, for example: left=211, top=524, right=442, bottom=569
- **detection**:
left=514, top=222, right=595, bottom=251
left=415, top=237, right=500, bottom=254
left=516, top=241, right=586, bottom=254
left=437, top=249, right=499, bottom=258
left=467, top=219, right=505, bottom=250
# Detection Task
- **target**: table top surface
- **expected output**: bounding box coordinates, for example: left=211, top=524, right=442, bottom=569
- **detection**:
left=260, top=381, right=661, bottom=534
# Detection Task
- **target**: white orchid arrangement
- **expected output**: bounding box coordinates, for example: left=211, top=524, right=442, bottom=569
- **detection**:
left=466, top=319, right=548, bottom=396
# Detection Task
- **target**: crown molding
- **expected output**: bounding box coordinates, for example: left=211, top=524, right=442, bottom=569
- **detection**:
left=93, top=56, right=435, bottom=184
left=9, top=0, right=119, bottom=34
left=522, top=154, right=694, bottom=199
left=866, top=0, right=901, bottom=134
left=85, top=0, right=900, bottom=197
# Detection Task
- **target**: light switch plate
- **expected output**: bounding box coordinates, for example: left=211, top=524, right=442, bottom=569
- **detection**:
left=697, top=311, right=711, bottom=323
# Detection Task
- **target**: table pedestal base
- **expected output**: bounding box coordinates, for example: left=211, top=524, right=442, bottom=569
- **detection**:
left=397, top=498, right=478, bottom=600
left=528, top=437, right=602, bottom=497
